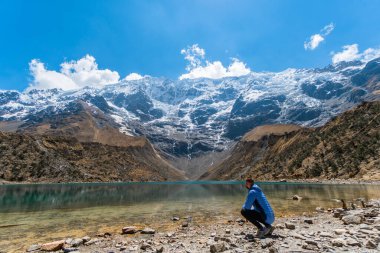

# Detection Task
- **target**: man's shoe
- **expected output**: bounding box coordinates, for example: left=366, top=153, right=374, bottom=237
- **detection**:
left=264, top=225, right=275, bottom=236
left=256, top=228, right=266, bottom=239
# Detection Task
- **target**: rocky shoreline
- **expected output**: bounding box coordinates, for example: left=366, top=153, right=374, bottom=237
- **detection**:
left=25, top=199, right=380, bottom=253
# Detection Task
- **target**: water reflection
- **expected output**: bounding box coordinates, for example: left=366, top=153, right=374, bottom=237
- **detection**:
left=0, top=182, right=379, bottom=213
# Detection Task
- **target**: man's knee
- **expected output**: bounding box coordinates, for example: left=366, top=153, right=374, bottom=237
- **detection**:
left=241, top=208, right=247, bottom=217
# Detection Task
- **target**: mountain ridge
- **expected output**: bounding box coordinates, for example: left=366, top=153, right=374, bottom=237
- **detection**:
left=1, top=58, right=380, bottom=179
left=200, top=101, right=380, bottom=181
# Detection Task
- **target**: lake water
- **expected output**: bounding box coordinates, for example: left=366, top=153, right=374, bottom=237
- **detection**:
left=0, top=181, right=379, bottom=252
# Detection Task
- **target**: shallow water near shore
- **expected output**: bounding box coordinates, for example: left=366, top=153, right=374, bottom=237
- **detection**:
left=0, top=181, right=380, bottom=252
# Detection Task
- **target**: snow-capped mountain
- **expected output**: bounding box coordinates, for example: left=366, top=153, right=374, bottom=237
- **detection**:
left=1, top=58, right=379, bottom=158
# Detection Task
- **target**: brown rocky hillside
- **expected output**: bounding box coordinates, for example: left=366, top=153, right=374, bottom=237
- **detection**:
left=0, top=100, right=186, bottom=183
left=200, top=101, right=380, bottom=181
left=0, top=131, right=185, bottom=183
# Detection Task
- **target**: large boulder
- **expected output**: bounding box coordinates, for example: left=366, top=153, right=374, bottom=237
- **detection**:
left=40, top=240, right=65, bottom=251
left=122, top=226, right=138, bottom=234
left=342, top=215, right=363, bottom=225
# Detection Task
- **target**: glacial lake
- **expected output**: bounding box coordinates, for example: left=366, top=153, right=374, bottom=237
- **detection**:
left=0, top=181, right=380, bottom=252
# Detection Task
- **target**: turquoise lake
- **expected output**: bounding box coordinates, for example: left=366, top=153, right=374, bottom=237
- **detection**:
left=0, top=181, right=379, bottom=252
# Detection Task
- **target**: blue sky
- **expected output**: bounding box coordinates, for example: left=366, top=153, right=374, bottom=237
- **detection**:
left=1, top=0, right=380, bottom=91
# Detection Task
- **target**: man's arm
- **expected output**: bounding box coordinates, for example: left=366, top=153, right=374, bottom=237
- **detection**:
left=242, top=190, right=256, bottom=210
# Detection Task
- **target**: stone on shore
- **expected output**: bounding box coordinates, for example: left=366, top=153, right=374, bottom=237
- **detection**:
left=315, top=207, right=325, bottom=212
left=27, top=244, right=41, bottom=252
left=210, top=242, right=226, bottom=253
left=82, top=236, right=91, bottom=242
left=331, top=238, right=345, bottom=247
left=84, top=238, right=98, bottom=246
left=342, top=215, right=363, bottom=225
left=334, top=228, right=346, bottom=235
left=122, top=226, right=138, bottom=234
left=292, top=195, right=302, bottom=201
left=63, top=247, right=79, bottom=253
left=304, top=219, right=313, bottom=224
left=141, top=228, right=156, bottom=234
left=285, top=222, right=295, bottom=229
left=140, top=242, right=151, bottom=250
left=156, top=246, right=164, bottom=252
left=40, top=240, right=65, bottom=251
left=366, top=240, right=378, bottom=249
left=346, top=238, right=361, bottom=246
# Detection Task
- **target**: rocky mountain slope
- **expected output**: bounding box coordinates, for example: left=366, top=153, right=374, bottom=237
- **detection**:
left=201, top=101, right=380, bottom=180
left=0, top=131, right=185, bottom=182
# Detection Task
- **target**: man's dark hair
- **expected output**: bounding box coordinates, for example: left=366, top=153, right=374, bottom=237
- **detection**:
left=246, top=178, right=254, bottom=184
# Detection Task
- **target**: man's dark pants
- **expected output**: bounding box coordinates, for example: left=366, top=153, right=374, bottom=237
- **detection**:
left=241, top=208, right=270, bottom=230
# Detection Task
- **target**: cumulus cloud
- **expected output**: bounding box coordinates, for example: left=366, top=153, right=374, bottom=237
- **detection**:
left=304, top=23, right=335, bottom=50
left=181, top=44, right=205, bottom=71
left=28, top=55, right=145, bottom=90
left=60, top=55, right=120, bottom=88
left=331, top=44, right=380, bottom=64
left=124, top=73, right=145, bottom=81
left=29, top=59, right=78, bottom=90
left=179, top=44, right=250, bottom=80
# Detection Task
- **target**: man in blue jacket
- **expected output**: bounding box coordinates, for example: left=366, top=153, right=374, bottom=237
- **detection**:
left=241, top=178, right=275, bottom=238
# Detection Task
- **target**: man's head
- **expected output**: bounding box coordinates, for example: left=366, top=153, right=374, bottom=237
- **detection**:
left=245, top=178, right=254, bottom=189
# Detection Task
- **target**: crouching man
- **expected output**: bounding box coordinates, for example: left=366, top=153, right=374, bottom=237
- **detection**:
left=241, top=178, right=275, bottom=238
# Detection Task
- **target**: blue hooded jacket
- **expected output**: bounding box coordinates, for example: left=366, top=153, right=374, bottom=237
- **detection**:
left=242, top=184, right=275, bottom=224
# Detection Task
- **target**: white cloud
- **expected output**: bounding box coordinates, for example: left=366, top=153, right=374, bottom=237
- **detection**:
left=331, top=44, right=380, bottom=64
left=321, top=23, right=335, bottom=35
left=60, top=55, right=120, bottom=89
left=179, top=44, right=251, bottom=80
left=331, top=44, right=360, bottom=64
left=181, top=44, right=205, bottom=71
left=28, top=55, right=146, bottom=91
left=304, top=34, right=325, bottom=51
left=29, top=59, right=78, bottom=90
left=304, top=22, right=335, bottom=50
left=124, top=73, right=144, bottom=81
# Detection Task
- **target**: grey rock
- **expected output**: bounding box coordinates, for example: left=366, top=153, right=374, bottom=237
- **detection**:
left=27, top=245, right=41, bottom=252
left=63, top=248, right=79, bottom=253
left=84, top=238, right=98, bottom=246
left=305, top=240, right=318, bottom=246
left=316, top=207, right=325, bottom=213
left=141, top=228, right=156, bottom=234
left=342, top=215, right=363, bottom=225
left=304, top=219, right=313, bottom=224
left=70, top=238, right=84, bottom=247
left=285, top=222, right=296, bottom=230
left=366, top=240, right=378, bottom=249
left=331, top=238, right=345, bottom=247
left=156, top=246, right=164, bottom=252
left=291, top=233, right=306, bottom=240
left=210, top=242, right=226, bottom=253
left=292, top=195, right=302, bottom=201
left=82, top=236, right=91, bottom=242
left=302, top=243, right=318, bottom=251
left=261, top=238, right=275, bottom=249
left=346, top=238, right=361, bottom=246
left=320, top=232, right=333, bottom=238
left=268, top=247, right=279, bottom=253
left=334, top=229, right=346, bottom=235
left=140, top=242, right=151, bottom=250
left=122, top=226, right=138, bottom=234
